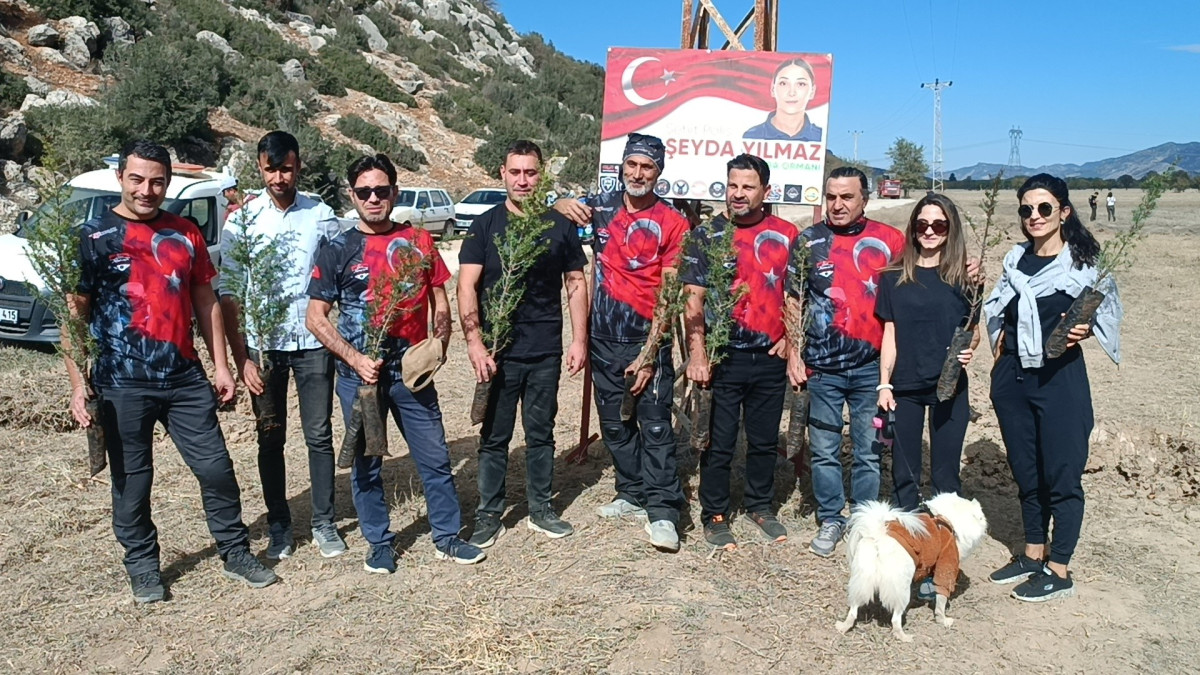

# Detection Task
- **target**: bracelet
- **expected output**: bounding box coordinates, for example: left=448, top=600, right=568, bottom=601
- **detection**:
left=875, top=383, right=894, bottom=391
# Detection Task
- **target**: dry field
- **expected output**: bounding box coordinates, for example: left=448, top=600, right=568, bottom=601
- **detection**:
left=0, top=189, right=1197, bottom=673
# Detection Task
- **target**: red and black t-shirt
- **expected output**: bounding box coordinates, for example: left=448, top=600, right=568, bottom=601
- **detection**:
left=681, top=213, right=798, bottom=350
left=588, top=191, right=689, bottom=343
left=306, top=225, right=451, bottom=379
left=788, top=217, right=906, bottom=373
left=77, top=209, right=215, bottom=388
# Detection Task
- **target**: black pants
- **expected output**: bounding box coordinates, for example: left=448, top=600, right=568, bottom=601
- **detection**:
left=700, top=349, right=787, bottom=524
left=591, top=338, right=684, bottom=524
left=891, top=383, right=970, bottom=511
left=477, top=356, right=560, bottom=516
left=98, top=378, right=250, bottom=575
left=1089, top=205, right=1097, bottom=221
left=252, top=347, right=336, bottom=531
left=990, top=351, right=1093, bottom=565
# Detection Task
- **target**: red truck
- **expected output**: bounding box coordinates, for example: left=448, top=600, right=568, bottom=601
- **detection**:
left=877, top=179, right=902, bottom=199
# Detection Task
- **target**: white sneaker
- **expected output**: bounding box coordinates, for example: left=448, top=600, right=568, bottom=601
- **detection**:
left=597, top=498, right=647, bottom=519
left=645, top=520, right=680, bottom=552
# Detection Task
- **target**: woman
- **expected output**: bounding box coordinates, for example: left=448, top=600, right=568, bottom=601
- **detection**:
left=1105, top=191, right=1116, bottom=221
left=983, top=173, right=1120, bottom=602
left=875, top=194, right=977, bottom=514
left=742, top=57, right=823, bottom=142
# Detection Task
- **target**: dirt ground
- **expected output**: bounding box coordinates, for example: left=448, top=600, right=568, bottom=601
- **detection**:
left=0, top=189, right=1198, bottom=673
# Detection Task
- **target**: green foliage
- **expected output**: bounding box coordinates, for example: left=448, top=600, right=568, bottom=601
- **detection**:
left=335, top=115, right=426, bottom=171
left=23, top=171, right=95, bottom=385
left=103, top=36, right=227, bottom=144
left=29, top=0, right=151, bottom=30
left=961, top=173, right=1004, bottom=326
left=0, top=69, right=31, bottom=114
left=783, top=236, right=812, bottom=351
left=316, top=46, right=416, bottom=106
left=363, top=241, right=430, bottom=360
left=24, top=103, right=118, bottom=177
left=480, top=173, right=554, bottom=355
left=219, top=207, right=295, bottom=369
left=1096, top=172, right=1165, bottom=281
left=694, top=224, right=747, bottom=367
left=293, top=124, right=358, bottom=212
left=885, top=137, right=929, bottom=196
left=225, top=59, right=313, bottom=129
left=161, top=0, right=305, bottom=63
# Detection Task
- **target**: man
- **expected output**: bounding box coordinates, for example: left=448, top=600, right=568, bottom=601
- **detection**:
left=306, top=153, right=484, bottom=573
left=1088, top=192, right=1098, bottom=222
left=458, top=140, right=589, bottom=547
left=66, top=139, right=276, bottom=603
left=220, top=176, right=243, bottom=226
left=219, top=131, right=345, bottom=560
left=681, top=154, right=798, bottom=551
left=553, top=134, right=689, bottom=552
left=786, top=166, right=906, bottom=557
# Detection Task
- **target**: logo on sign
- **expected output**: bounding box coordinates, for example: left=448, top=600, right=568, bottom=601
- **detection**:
left=804, top=187, right=820, bottom=203
left=784, top=185, right=803, bottom=203
left=600, top=175, right=618, bottom=193
left=600, top=163, right=620, bottom=174
left=766, top=184, right=783, bottom=202
left=672, top=180, right=689, bottom=196
left=655, top=179, right=670, bottom=196
left=708, top=182, right=726, bottom=198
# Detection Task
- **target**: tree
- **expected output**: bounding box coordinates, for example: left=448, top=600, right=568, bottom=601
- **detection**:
left=885, top=137, right=929, bottom=197
left=948, top=172, right=958, bottom=183
left=1116, top=174, right=1137, bottom=189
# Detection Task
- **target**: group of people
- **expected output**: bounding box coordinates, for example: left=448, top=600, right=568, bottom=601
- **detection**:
left=65, top=129, right=1118, bottom=608
left=1087, top=190, right=1117, bottom=221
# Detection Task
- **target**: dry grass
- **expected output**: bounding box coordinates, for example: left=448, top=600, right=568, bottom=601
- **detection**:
left=1, top=196, right=1199, bottom=671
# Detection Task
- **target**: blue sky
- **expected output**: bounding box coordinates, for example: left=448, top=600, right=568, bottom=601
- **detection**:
left=495, top=0, right=1200, bottom=172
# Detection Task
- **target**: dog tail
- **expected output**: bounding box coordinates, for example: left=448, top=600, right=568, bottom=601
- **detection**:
left=845, top=501, right=923, bottom=612
left=846, top=501, right=928, bottom=546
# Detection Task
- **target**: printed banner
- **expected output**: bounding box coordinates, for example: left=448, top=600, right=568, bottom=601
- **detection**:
left=599, top=48, right=833, bottom=205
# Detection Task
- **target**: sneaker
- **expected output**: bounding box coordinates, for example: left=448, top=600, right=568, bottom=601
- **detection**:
left=129, top=570, right=165, bottom=604
left=222, top=547, right=279, bottom=588
left=597, top=498, right=647, bottom=519
left=989, top=554, right=1049, bottom=585
left=528, top=509, right=574, bottom=539
left=1011, top=571, right=1075, bottom=602
left=311, top=523, right=347, bottom=558
left=265, top=525, right=294, bottom=561
left=434, top=537, right=487, bottom=565
left=744, top=511, right=787, bottom=542
left=645, top=520, right=680, bottom=552
left=916, top=576, right=936, bottom=601
left=468, top=513, right=505, bottom=548
left=809, top=520, right=845, bottom=557
left=364, top=543, right=397, bottom=574
left=703, top=514, right=738, bottom=551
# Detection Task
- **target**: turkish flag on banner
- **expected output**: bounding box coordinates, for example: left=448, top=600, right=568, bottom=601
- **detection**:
left=601, top=48, right=833, bottom=140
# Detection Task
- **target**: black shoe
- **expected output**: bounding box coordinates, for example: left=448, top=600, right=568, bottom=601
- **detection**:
left=989, top=554, right=1048, bottom=585
left=527, top=509, right=574, bottom=539
left=704, top=514, right=738, bottom=551
left=1012, top=571, right=1075, bottom=602
left=130, top=570, right=165, bottom=604
left=266, top=525, right=294, bottom=561
left=468, top=513, right=506, bottom=549
left=744, top=511, right=787, bottom=542
left=222, top=547, right=279, bottom=588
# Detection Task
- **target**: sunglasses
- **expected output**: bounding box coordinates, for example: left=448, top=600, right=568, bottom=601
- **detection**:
left=1018, top=202, right=1057, bottom=219
left=353, top=185, right=394, bottom=201
left=915, top=219, right=949, bottom=235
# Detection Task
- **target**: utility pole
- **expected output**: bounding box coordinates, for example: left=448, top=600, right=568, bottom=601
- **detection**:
left=921, top=78, right=952, bottom=193
left=849, top=130, right=863, bottom=163
left=1008, top=126, right=1023, bottom=174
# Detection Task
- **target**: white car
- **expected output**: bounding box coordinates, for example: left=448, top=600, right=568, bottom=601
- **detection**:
left=454, top=188, right=507, bottom=234
left=0, top=157, right=233, bottom=343
left=346, top=187, right=456, bottom=238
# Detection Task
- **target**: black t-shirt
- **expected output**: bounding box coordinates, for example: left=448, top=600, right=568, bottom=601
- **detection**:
left=459, top=203, right=588, bottom=360
left=1002, top=252, right=1075, bottom=353
left=875, top=266, right=970, bottom=391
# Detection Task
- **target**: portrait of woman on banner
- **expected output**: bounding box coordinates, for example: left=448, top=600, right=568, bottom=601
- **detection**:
left=742, top=57, right=824, bottom=142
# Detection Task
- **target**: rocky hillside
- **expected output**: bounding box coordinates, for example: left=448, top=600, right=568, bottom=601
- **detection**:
left=0, top=0, right=604, bottom=228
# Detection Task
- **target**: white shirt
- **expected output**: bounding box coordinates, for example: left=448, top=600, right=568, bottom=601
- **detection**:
left=218, top=191, right=342, bottom=351
left=1106, top=195, right=1116, bottom=207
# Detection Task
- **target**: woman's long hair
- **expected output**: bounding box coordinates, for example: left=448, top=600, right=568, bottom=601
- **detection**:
left=892, top=193, right=968, bottom=289
left=1017, top=173, right=1099, bottom=269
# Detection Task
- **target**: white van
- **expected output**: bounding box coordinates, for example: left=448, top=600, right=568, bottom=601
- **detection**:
left=0, top=158, right=233, bottom=343
left=453, top=188, right=507, bottom=234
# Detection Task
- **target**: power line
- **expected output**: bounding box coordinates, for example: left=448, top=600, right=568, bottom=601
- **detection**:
left=1024, top=138, right=1137, bottom=153
left=849, top=130, right=863, bottom=162
left=1008, top=126, right=1023, bottom=171
left=921, top=78, right=952, bottom=192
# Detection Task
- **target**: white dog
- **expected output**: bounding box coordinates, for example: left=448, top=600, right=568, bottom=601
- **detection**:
left=834, top=493, right=987, bottom=642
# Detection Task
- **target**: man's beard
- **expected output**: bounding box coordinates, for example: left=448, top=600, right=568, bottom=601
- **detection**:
left=357, top=208, right=391, bottom=225
left=625, top=181, right=653, bottom=198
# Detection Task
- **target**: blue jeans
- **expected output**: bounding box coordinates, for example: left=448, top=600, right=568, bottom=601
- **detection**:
left=335, top=374, right=463, bottom=547
left=807, top=361, right=882, bottom=524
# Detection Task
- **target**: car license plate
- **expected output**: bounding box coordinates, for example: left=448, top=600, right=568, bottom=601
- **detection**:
left=0, top=308, right=17, bottom=324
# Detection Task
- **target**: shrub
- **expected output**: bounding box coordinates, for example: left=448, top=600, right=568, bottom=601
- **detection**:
left=335, top=114, right=426, bottom=171
left=25, top=103, right=120, bottom=177
left=28, top=0, right=151, bottom=30
left=102, top=37, right=226, bottom=144
left=162, top=0, right=305, bottom=64
left=0, top=69, right=30, bottom=114
left=318, top=45, right=416, bottom=106
left=292, top=123, right=358, bottom=211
